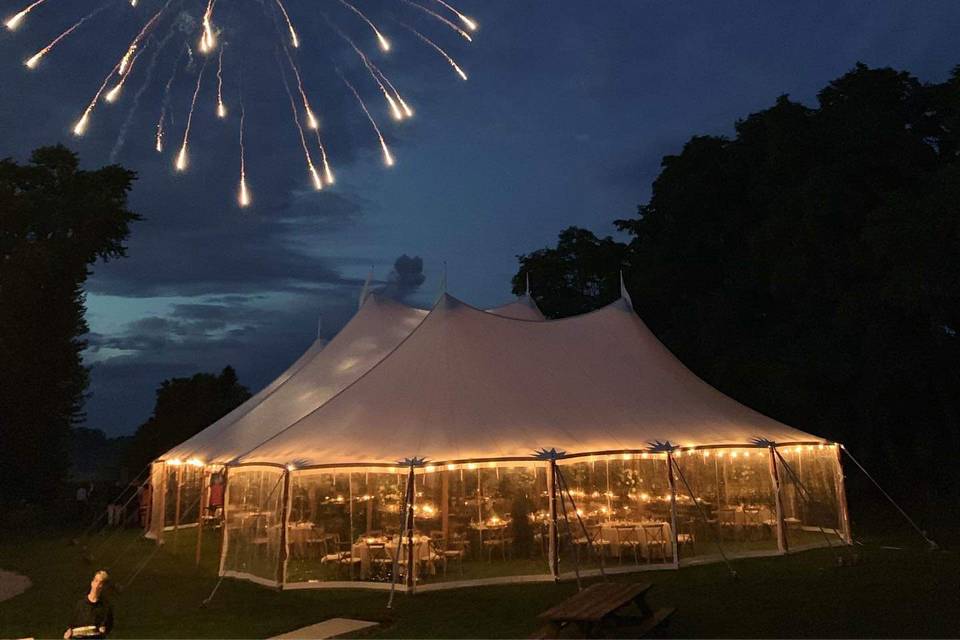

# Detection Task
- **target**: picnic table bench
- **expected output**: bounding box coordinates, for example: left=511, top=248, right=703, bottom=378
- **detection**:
left=533, top=582, right=674, bottom=638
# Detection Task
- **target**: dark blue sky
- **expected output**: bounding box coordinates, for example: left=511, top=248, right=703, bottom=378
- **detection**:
left=2, top=0, right=958, bottom=436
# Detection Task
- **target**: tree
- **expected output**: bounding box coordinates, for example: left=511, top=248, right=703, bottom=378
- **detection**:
left=515, top=63, right=960, bottom=519
left=513, top=227, right=628, bottom=318
left=0, top=146, right=138, bottom=506
left=124, top=366, right=251, bottom=473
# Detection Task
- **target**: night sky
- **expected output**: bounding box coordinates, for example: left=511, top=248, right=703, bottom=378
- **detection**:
left=1, top=0, right=957, bottom=436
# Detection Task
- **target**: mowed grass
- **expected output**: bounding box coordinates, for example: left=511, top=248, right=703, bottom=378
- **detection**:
left=0, top=526, right=957, bottom=639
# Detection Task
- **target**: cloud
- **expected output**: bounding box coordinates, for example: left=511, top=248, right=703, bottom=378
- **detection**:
left=376, top=254, right=426, bottom=301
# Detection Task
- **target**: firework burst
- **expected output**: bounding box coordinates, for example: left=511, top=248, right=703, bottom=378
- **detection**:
left=8, top=0, right=480, bottom=206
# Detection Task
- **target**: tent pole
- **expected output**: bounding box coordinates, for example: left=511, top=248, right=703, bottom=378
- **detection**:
left=666, top=452, right=680, bottom=569
left=277, top=469, right=292, bottom=589
left=406, top=467, right=416, bottom=593
left=555, top=466, right=605, bottom=579
left=547, top=459, right=558, bottom=580
left=833, top=446, right=852, bottom=544
left=173, top=464, right=183, bottom=553
left=554, top=465, right=581, bottom=590
left=215, top=468, right=231, bottom=580
left=774, top=450, right=840, bottom=562
left=195, top=468, right=208, bottom=566
left=388, top=466, right=413, bottom=608
left=348, top=473, right=354, bottom=548
left=768, top=447, right=788, bottom=554
left=441, top=473, right=450, bottom=540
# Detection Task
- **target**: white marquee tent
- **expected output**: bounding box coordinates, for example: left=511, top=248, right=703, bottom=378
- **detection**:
left=151, top=287, right=850, bottom=591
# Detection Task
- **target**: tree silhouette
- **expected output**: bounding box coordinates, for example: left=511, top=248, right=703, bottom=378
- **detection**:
left=0, top=146, right=138, bottom=506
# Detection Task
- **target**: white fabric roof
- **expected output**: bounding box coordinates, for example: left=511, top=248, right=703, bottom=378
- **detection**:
left=238, top=295, right=823, bottom=468
left=162, top=293, right=544, bottom=463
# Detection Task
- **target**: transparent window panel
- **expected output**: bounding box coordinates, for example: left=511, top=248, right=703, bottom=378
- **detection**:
left=178, top=465, right=202, bottom=526
left=285, top=470, right=354, bottom=583
left=221, top=467, right=284, bottom=584
left=403, top=464, right=552, bottom=584
left=163, top=465, right=178, bottom=527
left=777, top=445, right=846, bottom=549
left=673, top=450, right=729, bottom=562
left=146, top=462, right=164, bottom=539
left=703, top=448, right=779, bottom=556
left=558, top=455, right=674, bottom=571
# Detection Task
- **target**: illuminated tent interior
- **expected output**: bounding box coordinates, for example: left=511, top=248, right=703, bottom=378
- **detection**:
left=151, top=287, right=850, bottom=592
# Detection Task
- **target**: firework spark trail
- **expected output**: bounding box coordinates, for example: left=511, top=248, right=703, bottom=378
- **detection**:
left=176, top=57, right=208, bottom=172
left=337, top=0, right=390, bottom=51
left=119, top=0, right=173, bottom=75
left=273, top=0, right=299, bottom=48
left=315, top=132, right=334, bottom=184
left=279, top=60, right=323, bottom=190
left=431, top=0, right=477, bottom=31
left=23, top=5, right=107, bottom=70
left=216, top=46, right=226, bottom=117
left=73, top=63, right=120, bottom=136
left=200, top=0, right=216, bottom=53
left=105, top=45, right=146, bottom=102
left=397, top=21, right=467, bottom=80
left=156, top=45, right=186, bottom=152
left=238, top=99, right=250, bottom=206
left=111, top=29, right=176, bottom=161
left=367, top=59, right=413, bottom=117
left=324, top=19, right=405, bottom=121
left=400, top=0, right=472, bottom=42
left=4, top=0, right=49, bottom=31
left=281, top=45, right=319, bottom=129
left=339, top=71, right=394, bottom=167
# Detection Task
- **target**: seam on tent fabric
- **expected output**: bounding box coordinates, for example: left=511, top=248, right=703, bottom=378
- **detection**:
left=228, top=293, right=447, bottom=465
left=452, top=294, right=629, bottom=325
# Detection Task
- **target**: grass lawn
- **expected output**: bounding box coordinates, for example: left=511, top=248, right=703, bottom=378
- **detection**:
left=0, top=526, right=957, bottom=638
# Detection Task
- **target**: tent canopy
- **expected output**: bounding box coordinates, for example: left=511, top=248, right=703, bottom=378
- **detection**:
left=237, top=294, right=822, bottom=469
left=162, top=293, right=544, bottom=464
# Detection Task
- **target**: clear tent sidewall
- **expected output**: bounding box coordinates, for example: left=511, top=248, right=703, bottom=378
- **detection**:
left=208, top=443, right=850, bottom=591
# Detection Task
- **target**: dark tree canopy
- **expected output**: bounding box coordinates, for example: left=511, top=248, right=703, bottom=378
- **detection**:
left=0, top=146, right=138, bottom=506
left=515, top=63, right=960, bottom=517
left=124, top=366, right=251, bottom=472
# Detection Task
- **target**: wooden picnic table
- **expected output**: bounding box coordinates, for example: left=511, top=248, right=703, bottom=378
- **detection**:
left=535, top=582, right=673, bottom=638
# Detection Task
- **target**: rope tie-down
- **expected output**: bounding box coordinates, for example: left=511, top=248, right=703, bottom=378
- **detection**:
left=839, top=445, right=939, bottom=551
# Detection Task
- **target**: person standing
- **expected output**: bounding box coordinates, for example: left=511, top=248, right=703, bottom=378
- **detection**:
left=63, top=570, right=114, bottom=639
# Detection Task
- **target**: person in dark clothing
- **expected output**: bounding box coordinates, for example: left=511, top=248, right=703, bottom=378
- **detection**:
left=64, top=570, right=113, bottom=639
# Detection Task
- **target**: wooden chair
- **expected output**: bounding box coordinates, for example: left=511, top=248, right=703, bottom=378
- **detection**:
left=365, top=540, right=395, bottom=581
left=613, top=526, right=642, bottom=564
left=483, top=526, right=513, bottom=562
left=641, top=524, right=668, bottom=563
left=677, top=518, right=696, bottom=557
left=574, top=524, right=609, bottom=564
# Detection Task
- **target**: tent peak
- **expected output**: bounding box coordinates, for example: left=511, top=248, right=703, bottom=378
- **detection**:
left=619, top=271, right=633, bottom=310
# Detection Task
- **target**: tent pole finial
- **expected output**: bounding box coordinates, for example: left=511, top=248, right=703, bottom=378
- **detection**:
left=619, top=270, right=633, bottom=309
